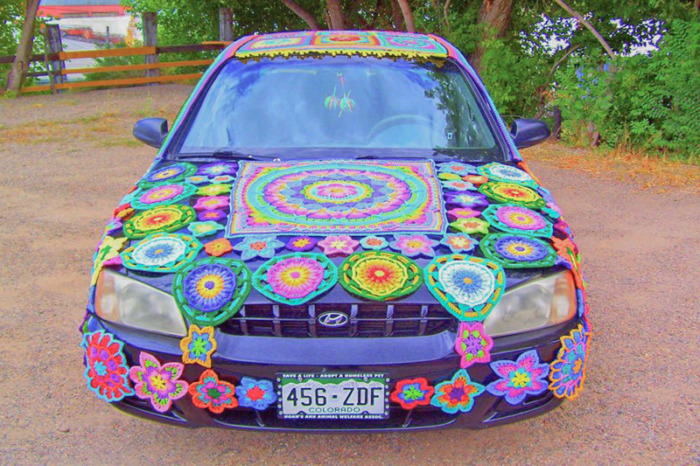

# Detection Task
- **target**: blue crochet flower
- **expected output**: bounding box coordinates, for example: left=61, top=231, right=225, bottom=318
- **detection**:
left=233, top=235, right=284, bottom=261
left=235, top=377, right=278, bottom=411
left=182, top=263, right=237, bottom=313
left=438, top=161, right=478, bottom=175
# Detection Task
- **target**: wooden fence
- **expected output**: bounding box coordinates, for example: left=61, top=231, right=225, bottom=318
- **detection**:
left=0, top=42, right=229, bottom=94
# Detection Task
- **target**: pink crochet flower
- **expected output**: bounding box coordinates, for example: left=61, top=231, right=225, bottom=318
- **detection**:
left=193, top=196, right=229, bottom=211
left=318, top=235, right=359, bottom=256
left=128, top=352, right=188, bottom=413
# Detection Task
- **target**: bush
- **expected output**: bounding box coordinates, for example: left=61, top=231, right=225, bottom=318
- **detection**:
left=555, top=19, right=699, bottom=160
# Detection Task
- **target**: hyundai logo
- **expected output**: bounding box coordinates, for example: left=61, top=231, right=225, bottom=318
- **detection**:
left=317, top=311, right=349, bottom=328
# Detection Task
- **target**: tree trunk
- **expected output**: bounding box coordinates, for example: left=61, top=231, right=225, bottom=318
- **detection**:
left=390, top=0, right=405, bottom=30
left=281, top=0, right=319, bottom=30
left=396, top=0, right=415, bottom=32
left=469, top=0, right=513, bottom=73
left=326, top=0, right=345, bottom=30
left=553, top=0, right=615, bottom=59
left=5, top=0, right=42, bottom=94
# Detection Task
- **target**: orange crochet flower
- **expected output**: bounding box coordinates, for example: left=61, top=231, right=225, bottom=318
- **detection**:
left=204, top=238, right=233, bottom=257
left=463, top=174, right=488, bottom=185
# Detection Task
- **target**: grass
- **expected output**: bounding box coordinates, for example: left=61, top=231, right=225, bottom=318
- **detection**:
left=522, top=142, right=700, bottom=193
left=0, top=106, right=173, bottom=148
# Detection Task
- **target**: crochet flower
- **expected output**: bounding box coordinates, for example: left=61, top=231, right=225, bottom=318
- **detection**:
left=440, top=234, right=478, bottom=253
left=438, top=260, right=496, bottom=307
left=285, top=236, right=318, bottom=252
left=204, top=238, right=233, bottom=257
left=129, top=235, right=187, bottom=267
left=81, top=331, right=134, bottom=402
left=123, top=204, right=196, bottom=239
left=233, top=235, right=284, bottom=261
left=425, top=255, right=505, bottom=322
left=128, top=352, right=188, bottom=413
left=211, top=175, right=235, bottom=184
left=390, top=378, right=435, bottom=410
left=481, top=234, right=557, bottom=268
left=439, top=161, right=478, bottom=175
left=138, top=184, right=185, bottom=206
left=180, top=325, right=217, bottom=367
left=479, top=182, right=544, bottom=209
left=91, top=236, right=127, bottom=285
left=318, top=235, right=359, bottom=256
left=143, top=162, right=195, bottom=184
left=198, top=162, right=237, bottom=177
left=450, top=218, right=490, bottom=236
left=187, top=221, right=225, bottom=237
left=438, top=172, right=461, bottom=181
left=173, top=258, right=251, bottom=326
left=442, top=180, right=476, bottom=191
left=104, top=218, right=123, bottom=235
left=189, top=369, right=238, bottom=413
left=445, top=191, right=489, bottom=208
left=549, top=325, right=590, bottom=399
left=267, top=256, right=324, bottom=299
left=455, top=322, right=493, bottom=368
left=360, top=235, right=388, bottom=250
left=253, top=253, right=337, bottom=305
left=186, top=175, right=210, bottom=185
left=197, top=209, right=227, bottom=222
left=447, top=207, right=481, bottom=221
left=147, top=165, right=187, bottom=183
left=193, top=196, right=229, bottom=211
left=430, top=370, right=485, bottom=414
left=389, top=234, right=438, bottom=258
left=197, top=184, right=231, bottom=196
left=182, top=262, right=237, bottom=312
left=478, top=162, right=536, bottom=186
left=486, top=350, right=550, bottom=405
left=463, top=174, right=489, bottom=185
left=113, top=202, right=133, bottom=219
left=235, top=377, right=277, bottom=411
left=483, top=204, right=552, bottom=237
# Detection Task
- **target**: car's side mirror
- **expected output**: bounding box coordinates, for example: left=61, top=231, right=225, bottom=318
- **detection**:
left=510, top=118, right=551, bottom=149
left=133, top=118, right=168, bottom=148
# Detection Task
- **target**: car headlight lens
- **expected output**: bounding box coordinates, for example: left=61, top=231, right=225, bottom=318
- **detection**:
left=484, top=271, right=576, bottom=337
left=95, top=269, right=187, bottom=337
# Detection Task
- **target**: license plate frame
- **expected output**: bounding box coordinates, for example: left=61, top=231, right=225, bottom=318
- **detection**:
left=276, top=372, right=390, bottom=420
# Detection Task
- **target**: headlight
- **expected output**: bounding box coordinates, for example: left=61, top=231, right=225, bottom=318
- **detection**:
left=95, top=269, right=187, bottom=337
left=484, top=271, right=576, bottom=337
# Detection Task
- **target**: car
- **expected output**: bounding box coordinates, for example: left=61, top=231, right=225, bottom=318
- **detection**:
left=80, top=30, right=592, bottom=431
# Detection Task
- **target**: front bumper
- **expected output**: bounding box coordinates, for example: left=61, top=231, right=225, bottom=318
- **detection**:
left=85, top=315, right=574, bottom=431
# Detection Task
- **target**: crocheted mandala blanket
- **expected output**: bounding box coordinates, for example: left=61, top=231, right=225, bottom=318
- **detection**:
left=227, top=160, right=446, bottom=236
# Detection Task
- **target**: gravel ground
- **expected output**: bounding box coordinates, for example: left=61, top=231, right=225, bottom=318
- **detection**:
left=0, top=85, right=697, bottom=465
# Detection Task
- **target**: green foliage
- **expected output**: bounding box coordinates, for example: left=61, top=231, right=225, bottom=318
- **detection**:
left=555, top=19, right=699, bottom=159
left=0, top=0, right=48, bottom=88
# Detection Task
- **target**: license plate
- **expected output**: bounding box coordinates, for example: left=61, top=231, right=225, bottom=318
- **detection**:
left=277, top=372, right=389, bottom=420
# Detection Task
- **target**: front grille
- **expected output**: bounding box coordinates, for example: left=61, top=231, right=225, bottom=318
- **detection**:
left=218, top=303, right=455, bottom=338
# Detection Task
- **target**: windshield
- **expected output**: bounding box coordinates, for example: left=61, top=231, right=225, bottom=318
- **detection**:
left=174, top=56, right=505, bottom=161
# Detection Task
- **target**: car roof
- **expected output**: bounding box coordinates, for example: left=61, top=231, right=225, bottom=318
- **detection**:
left=233, top=30, right=449, bottom=60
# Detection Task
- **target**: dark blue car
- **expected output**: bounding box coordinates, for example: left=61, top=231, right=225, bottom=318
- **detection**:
left=80, top=30, right=592, bottom=431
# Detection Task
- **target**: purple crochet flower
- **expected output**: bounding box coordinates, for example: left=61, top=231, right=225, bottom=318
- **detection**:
left=444, top=191, right=489, bottom=208
left=390, top=234, right=438, bottom=258
left=486, top=350, right=550, bottom=405
left=197, top=162, right=237, bottom=177
left=285, top=236, right=318, bottom=252
left=197, top=209, right=227, bottom=222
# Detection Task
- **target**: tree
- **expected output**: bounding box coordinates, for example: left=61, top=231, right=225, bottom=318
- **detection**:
left=5, top=0, right=41, bottom=94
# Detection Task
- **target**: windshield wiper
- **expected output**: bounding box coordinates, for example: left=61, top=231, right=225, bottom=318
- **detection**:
left=210, top=149, right=280, bottom=160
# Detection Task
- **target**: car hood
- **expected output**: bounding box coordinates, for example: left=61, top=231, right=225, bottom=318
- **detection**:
left=95, top=158, right=575, bottom=309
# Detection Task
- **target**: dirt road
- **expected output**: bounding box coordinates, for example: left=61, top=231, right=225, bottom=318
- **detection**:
left=0, top=86, right=697, bottom=465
